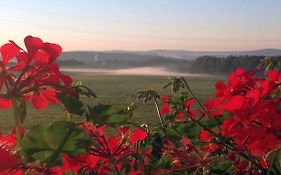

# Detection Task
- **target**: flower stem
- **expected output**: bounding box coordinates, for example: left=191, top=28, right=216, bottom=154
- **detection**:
left=113, top=163, right=121, bottom=175
left=181, top=78, right=207, bottom=113
left=11, top=98, right=22, bottom=144
left=153, top=98, right=165, bottom=127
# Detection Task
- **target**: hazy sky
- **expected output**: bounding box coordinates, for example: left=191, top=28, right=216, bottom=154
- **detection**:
left=0, top=0, right=281, bottom=51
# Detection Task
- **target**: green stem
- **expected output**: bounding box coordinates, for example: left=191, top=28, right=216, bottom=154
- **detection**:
left=11, top=98, right=22, bottom=144
left=113, top=163, right=121, bottom=175
left=187, top=114, right=220, bottom=138
left=181, top=77, right=207, bottom=113
left=66, top=112, right=72, bottom=121
left=154, top=98, right=165, bottom=127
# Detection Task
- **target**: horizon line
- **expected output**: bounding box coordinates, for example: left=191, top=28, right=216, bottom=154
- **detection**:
left=62, top=48, right=281, bottom=53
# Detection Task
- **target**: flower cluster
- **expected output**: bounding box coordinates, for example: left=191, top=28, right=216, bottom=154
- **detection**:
left=0, top=130, right=20, bottom=174
left=54, top=123, right=149, bottom=174
left=0, top=36, right=72, bottom=110
left=205, top=68, right=281, bottom=156
left=160, top=95, right=196, bottom=122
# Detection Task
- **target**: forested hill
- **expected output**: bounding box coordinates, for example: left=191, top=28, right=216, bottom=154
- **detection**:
left=188, top=55, right=280, bottom=74
left=59, top=51, right=192, bottom=70
left=57, top=51, right=281, bottom=74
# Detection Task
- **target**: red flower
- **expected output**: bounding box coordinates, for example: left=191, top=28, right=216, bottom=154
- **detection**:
left=130, top=128, right=148, bottom=144
left=0, top=133, right=20, bottom=174
left=0, top=42, right=21, bottom=92
left=185, top=98, right=196, bottom=116
left=176, top=112, right=185, bottom=120
left=0, top=35, right=72, bottom=111
left=160, top=95, right=171, bottom=115
left=199, top=130, right=211, bottom=142
left=61, top=154, right=84, bottom=172
left=161, top=95, right=170, bottom=103
left=267, top=69, right=281, bottom=82
left=206, top=67, right=281, bottom=156
left=160, top=103, right=171, bottom=115
left=215, top=80, right=227, bottom=97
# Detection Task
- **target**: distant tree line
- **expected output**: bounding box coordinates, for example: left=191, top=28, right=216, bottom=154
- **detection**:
left=57, top=59, right=85, bottom=67
left=57, top=55, right=281, bottom=75
left=188, top=55, right=281, bottom=74
left=58, top=56, right=192, bottom=70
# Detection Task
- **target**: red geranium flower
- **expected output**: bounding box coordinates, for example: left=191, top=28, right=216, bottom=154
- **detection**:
left=0, top=35, right=72, bottom=110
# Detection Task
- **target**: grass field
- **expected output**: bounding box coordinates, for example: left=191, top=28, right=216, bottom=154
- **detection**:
left=0, top=74, right=226, bottom=133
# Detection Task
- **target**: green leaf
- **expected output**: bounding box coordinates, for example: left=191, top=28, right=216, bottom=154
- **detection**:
left=163, top=77, right=185, bottom=93
left=73, top=82, right=97, bottom=98
left=164, top=127, right=182, bottom=142
left=209, top=158, right=234, bottom=175
left=57, top=93, right=85, bottom=116
left=266, top=146, right=281, bottom=175
left=87, top=104, right=129, bottom=126
left=21, top=121, right=87, bottom=167
left=137, top=89, right=160, bottom=104
left=176, top=122, right=201, bottom=143
left=271, top=85, right=281, bottom=99
left=158, top=156, right=172, bottom=168
left=203, top=111, right=231, bottom=129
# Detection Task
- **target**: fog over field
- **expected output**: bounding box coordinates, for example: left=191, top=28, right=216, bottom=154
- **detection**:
left=61, top=67, right=207, bottom=76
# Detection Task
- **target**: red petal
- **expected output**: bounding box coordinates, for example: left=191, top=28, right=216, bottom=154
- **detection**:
left=96, top=125, right=106, bottom=135
left=245, top=89, right=261, bottom=104
left=160, top=103, right=170, bottom=115
left=107, top=136, right=120, bottom=154
left=9, top=61, right=26, bottom=72
left=267, top=69, right=281, bottom=82
left=24, top=36, right=43, bottom=56
left=215, top=80, right=227, bottom=97
left=200, top=130, right=211, bottom=142
left=44, top=43, right=62, bottom=63
left=215, top=80, right=226, bottom=90
left=0, top=43, right=20, bottom=65
left=0, top=98, right=13, bottom=109
left=59, top=73, right=73, bottom=86
left=130, top=128, right=148, bottom=144
left=176, top=112, right=185, bottom=120
left=84, top=155, right=99, bottom=170
left=0, top=135, right=17, bottom=147
left=32, top=49, right=50, bottom=64
left=161, top=95, right=170, bottom=103
left=0, top=135, right=19, bottom=173
left=42, top=89, right=60, bottom=104
left=0, top=149, right=19, bottom=173
left=61, top=154, right=83, bottom=172
left=32, top=92, right=48, bottom=110
left=49, top=168, right=63, bottom=175
left=16, top=52, right=28, bottom=62
left=222, top=96, right=244, bottom=112
left=185, top=98, right=195, bottom=109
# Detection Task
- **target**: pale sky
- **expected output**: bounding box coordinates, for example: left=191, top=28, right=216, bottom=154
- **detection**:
left=0, top=0, right=281, bottom=51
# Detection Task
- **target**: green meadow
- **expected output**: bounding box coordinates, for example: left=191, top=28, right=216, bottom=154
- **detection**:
left=0, top=75, right=225, bottom=133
